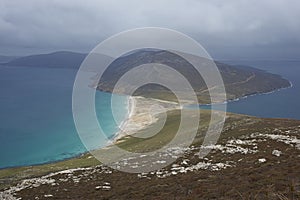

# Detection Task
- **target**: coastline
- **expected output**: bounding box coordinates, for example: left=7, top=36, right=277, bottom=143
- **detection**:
left=0, top=96, right=180, bottom=171
left=0, top=82, right=292, bottom=171
left=226, top=80, right=293, bottom=104
left=0, top=86, right=300, bottom=196
left=112, top=96, right=180, bottom=143
left=199, top=80, right=293, bottom=106
left=1, top=105, right=300, bottom=199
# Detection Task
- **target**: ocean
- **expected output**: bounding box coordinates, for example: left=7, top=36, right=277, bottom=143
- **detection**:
left=0, top=60, right=299, bottom=169
left=0, top=66, right=128, bottom=169
left=218, top=60, right=300, bottom=120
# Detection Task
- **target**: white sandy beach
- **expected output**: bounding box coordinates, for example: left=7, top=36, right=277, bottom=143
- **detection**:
left=113, top=96, right=180, bottom=143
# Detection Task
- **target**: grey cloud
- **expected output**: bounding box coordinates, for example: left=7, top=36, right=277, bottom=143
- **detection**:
left=0, top=0, right=299, bottom=59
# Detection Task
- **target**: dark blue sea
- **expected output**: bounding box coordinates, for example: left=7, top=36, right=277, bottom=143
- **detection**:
left=211, top=60, right=300, bottom=119
left=0, top=66, right=128, bottom=169
left=0, top=60, right=299, bottom=169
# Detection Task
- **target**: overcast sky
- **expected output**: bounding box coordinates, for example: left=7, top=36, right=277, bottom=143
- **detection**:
left=0, top=0, right=300, bottom=59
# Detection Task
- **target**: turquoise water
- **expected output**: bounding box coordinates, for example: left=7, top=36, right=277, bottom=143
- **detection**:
left=0, top=60, right=299, bottom=169
left=0, top=66, right=128, bottom=169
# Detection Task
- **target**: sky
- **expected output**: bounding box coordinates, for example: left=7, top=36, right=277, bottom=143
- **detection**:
left=0, top=0, right=300, bottom=60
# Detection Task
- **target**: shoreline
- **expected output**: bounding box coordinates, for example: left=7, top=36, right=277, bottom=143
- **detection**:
left=0, top=96, right=180, bottom=171
left=199, top=80, right=293, bottom=106
left=0, top=82, right=292, bottom=171
left=109, top=95, right=136, bottom=144
left=225, top=81, right=293, bottom=104
left=112, top=96, right=180, bottom=143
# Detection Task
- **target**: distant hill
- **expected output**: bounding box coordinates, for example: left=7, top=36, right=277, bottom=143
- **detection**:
left=4, top=51, right=87, bottom=69
left=0, top=55, right=18, bottom=63
left=96, top=50, right=291, bottom=103
left=4, top=51, right=113, bottom=72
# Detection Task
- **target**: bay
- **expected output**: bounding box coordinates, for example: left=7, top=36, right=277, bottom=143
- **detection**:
left=0, top=66, right=128, bottom=169
left=0, top=60, right=299, bottom=169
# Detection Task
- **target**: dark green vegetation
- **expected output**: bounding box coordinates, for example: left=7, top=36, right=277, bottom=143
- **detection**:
left=1, top=110, right=299, bottom=199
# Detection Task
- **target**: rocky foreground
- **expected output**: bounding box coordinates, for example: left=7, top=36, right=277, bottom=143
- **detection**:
left=0, top=98, right=300, bottom=199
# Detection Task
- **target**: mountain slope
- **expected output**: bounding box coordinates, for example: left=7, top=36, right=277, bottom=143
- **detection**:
left=97, top=50, right=291, bottom=103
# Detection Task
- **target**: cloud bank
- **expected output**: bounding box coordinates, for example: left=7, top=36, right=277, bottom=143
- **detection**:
left=0, top=0, right=299, bottom=59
